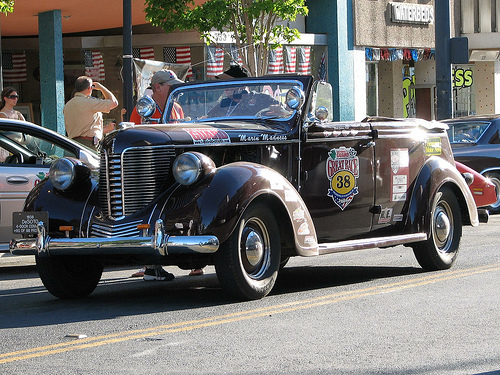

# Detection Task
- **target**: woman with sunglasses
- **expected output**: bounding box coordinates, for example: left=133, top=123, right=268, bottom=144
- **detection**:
left=0, top=87, right=25, bottom=120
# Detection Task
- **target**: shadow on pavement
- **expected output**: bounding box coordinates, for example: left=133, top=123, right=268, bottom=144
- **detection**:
left=0, top=263, right=426, bottom=330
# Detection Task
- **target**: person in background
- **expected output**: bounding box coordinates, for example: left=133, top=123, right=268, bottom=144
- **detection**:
left=63, top=76, right=118, bottom=150
left=128, top=70, right=184, bottom=124
left=128, top=70, right=191, bottom=281
left=0, top=87, right=25, bottom=120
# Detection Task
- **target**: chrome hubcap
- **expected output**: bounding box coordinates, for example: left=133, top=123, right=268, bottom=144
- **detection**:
left=435, top=209, right=451, bottom=244
left=240, top=217, right=270, bottom=278
left=433, top=200, right=453, bottom=252
left=245, top=230, right=264, bottom=267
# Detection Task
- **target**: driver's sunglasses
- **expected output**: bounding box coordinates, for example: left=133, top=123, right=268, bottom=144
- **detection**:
left=7, top=94, right=19, bottom=99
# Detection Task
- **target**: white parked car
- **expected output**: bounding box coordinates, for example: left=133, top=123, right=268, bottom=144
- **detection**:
left=0, top=119, right=98, bottom=251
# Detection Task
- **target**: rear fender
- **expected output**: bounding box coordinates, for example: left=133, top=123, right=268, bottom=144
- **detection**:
left=407, top=156, right=478, bottom=235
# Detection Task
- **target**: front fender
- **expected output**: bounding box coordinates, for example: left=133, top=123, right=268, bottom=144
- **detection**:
left=407, top=156, right=478, bottom=235
left=23, top=177, right=97, bottom=238
left=189, top=162, right=318, bottom=256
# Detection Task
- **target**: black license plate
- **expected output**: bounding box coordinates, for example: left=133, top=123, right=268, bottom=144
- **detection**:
left=12, top=211, right=49, bottom=235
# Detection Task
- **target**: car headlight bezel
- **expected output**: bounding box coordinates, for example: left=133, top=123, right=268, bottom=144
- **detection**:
left=49, top=157, right=91, bottom=191
left=173, top=152, right=216, bottom=186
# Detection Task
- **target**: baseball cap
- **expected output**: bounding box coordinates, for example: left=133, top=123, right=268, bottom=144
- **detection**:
left=216, top=65, right=250, bottom=79
left=151, top=70, right=184, bottom=86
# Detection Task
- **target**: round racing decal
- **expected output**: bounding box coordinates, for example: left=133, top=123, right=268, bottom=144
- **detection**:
left=326, top=147, right=359, bottom=210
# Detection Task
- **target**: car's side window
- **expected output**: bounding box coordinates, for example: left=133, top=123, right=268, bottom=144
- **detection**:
left=0, top=131, right=78, bottom=165
left=0, top=145, right=9, bottom=163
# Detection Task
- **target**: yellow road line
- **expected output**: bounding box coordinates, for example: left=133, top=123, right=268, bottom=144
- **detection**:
left=1, top=263, right=498, bottom=364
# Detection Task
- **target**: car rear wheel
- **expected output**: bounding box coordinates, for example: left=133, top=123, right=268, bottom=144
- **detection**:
left=483, top=172, right=500, bottom=213
left=215, top=202, right=281, bottom=300
left=36, top=255, right=103, bottom=299
left=412, top=187, right=462, bottom=270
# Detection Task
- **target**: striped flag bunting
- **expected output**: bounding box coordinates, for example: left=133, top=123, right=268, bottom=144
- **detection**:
left=229, top=45, right=243, bottom=66
left=176, top=46, right=192, bottom=77
left=206, top=46, right=224, bottom=77
left=284, top=46, right=297, bottom=73
left=84, top=50, right=105, bottom=82
left=2, top=52, right=27, bottom=83
left=297, top=47, right=311, bottom=75
left=268, top=47, right=283, bottom=74
left=365, top=47, right=435, bottom=61
left=133, top=47, right=155, bottom=60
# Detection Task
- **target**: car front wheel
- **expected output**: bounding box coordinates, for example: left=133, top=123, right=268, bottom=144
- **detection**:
left=36, top=255, right=103, bottom=299
left=412, top=187, right=462, bottom=270
left=215, top=202, right=281, bottom=300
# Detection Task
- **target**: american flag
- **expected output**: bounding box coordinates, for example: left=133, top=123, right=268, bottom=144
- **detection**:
left=163, top=47, right=177, bottom=63
left=206, top=46, right=224, bottom=77
left=268, top=47, right=283, bottom=74
left=162, top=47, right=193, bottom=77
left=2, top=52, right=27, bottom=83
left=284, top=47, right=297, bottom=73
left=84, top=50, right=105, bottom=82
left=298, top=47, right=311, bottom=75
left=133, top=47, right=155, bottom=60
left=176, top=46, right=192, bottom=77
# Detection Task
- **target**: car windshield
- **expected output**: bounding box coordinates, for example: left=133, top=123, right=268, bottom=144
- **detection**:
left=446, top=121, right=490, bottom=143
left=164, top=80, right=300, bottom=123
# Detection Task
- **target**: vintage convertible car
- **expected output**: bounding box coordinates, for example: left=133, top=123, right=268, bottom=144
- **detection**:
left=11, top=75, right=479, bottom=300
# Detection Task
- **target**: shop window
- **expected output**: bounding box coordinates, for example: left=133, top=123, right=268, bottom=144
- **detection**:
left=453, top=65, right=475, bottom=117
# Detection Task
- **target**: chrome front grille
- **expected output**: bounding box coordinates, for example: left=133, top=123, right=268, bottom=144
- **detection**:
left=91, top=220, right=143, bottom=238
left=100, top=146, right=176, bottom=218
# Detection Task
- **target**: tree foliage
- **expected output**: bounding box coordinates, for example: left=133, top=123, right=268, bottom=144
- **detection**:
left=0, top=0, right=14, bottom=15
left=144, top=0, right=308, bottom=76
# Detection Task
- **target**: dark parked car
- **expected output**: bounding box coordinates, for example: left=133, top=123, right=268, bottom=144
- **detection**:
left=11, top=75, right=478, bottom=300
left=443, top=114, right=500, bottom=213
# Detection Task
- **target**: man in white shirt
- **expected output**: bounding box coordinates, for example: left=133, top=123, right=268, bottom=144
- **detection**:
left=64, top=76, right=118, bottom=149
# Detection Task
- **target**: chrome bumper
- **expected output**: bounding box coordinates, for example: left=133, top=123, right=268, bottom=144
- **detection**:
left=10, top=220, right=219, bottom=257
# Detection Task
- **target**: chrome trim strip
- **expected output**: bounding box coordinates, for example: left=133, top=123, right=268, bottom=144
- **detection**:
left=318, top=233, right=427, bottom=255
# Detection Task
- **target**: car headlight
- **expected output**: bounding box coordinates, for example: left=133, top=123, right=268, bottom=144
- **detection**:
left=49, top=157, right=90, bottom=191
left=173, top=152, right=216, bottom=186
left=136, top=95, right=156, bottom=119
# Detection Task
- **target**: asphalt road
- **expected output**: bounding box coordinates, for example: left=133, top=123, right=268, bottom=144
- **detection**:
left=1, top=216, right=499, bottom=375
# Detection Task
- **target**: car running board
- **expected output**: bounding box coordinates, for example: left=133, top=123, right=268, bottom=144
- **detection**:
left=318, top=233, right=427, bottom=255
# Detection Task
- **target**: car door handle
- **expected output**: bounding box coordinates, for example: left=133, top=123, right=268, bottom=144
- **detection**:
left=6, top=176, right=30, bottom=185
